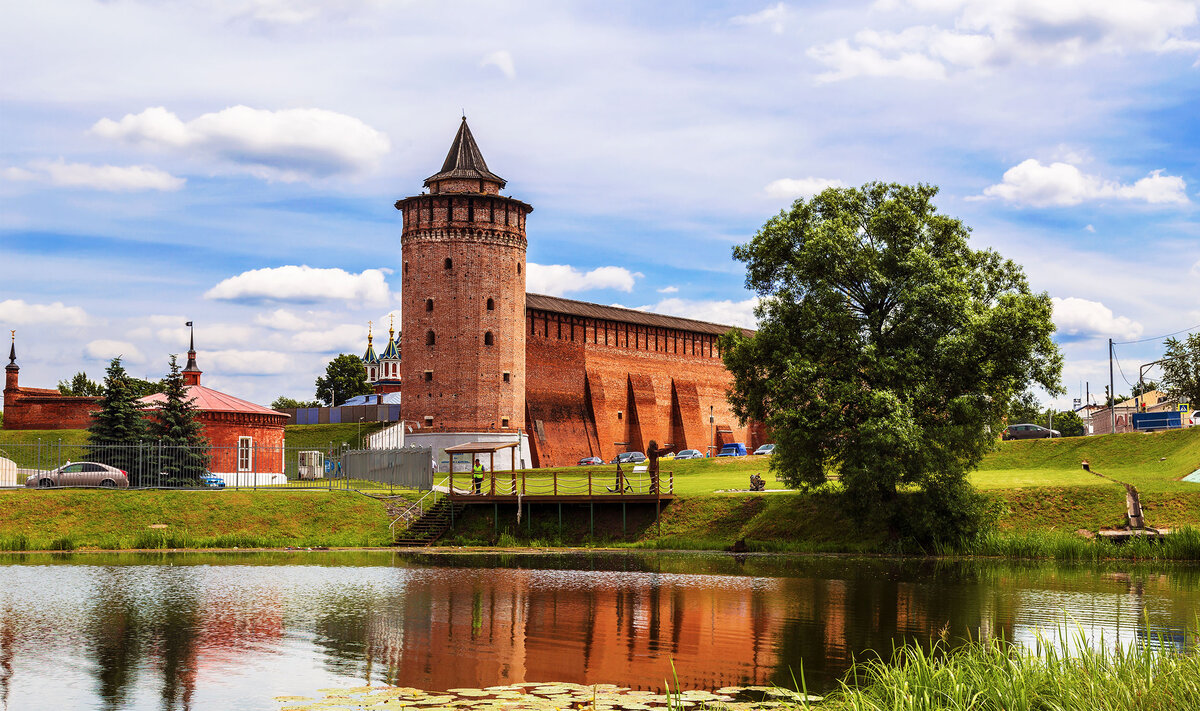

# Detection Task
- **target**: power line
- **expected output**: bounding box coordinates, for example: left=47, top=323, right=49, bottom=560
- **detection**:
left=1112, top=349, right=1136, bottom=390
left=1114, top=322, right=1200, bottom=345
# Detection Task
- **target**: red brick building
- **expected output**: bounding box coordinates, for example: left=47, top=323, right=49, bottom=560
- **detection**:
left=138, top=336, right=289, bottom=483
left=390, top=120, right=760, bottom=468
left=3, top=336, right=97, bottom=430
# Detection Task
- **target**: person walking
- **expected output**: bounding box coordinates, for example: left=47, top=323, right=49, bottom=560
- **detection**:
left=472, top=458, right=485, bottom=495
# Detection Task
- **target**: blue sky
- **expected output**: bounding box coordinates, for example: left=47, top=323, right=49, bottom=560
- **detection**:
left=2, top=0, right=1199, bottom=409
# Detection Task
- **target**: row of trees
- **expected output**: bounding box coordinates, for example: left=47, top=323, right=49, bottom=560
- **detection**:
left=86, top=356, right=210, bottom=485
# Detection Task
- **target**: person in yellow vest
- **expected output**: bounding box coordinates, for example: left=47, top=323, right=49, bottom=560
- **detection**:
left=472, top=459, right=485, bottom=495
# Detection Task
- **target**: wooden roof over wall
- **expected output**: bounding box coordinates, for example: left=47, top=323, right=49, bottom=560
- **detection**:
left=525, top=293, right=754, bottom=337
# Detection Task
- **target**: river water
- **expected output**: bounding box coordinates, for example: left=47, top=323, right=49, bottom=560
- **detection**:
left=0, top=551, right=1195, bottom=710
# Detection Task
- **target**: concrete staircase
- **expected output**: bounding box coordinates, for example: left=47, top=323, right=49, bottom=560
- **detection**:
left=392, top=497, right=466, bottom=546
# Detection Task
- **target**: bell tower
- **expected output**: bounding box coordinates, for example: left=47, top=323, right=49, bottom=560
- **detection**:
left=395, top=118, right=532, bottom=446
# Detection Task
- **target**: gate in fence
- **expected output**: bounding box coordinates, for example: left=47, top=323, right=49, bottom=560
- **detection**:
left=341, top=446, right=434, bottom=491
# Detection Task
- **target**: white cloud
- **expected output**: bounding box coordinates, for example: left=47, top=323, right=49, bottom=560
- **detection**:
left=657, top=285, right=679, bottom=294
left=731, top=3, right=788, bottom=34
left=4, top=159, right=183, bottom=191
left=1052, top=296, right=1143, bottom=340
left=526, top=263, right=641, bottom=297
left=204, top=349, right=293, bottom=375
left=91, top=105, right=390, bottom=181
left=155, top=324, right=263, bottom=350
left=0, top=299, right=90, bottom=327
left=254, top=308, right=331, bottom=331
left=810, top=0, right=1200, bottom=81
left=645, top=297, right=759, bottom=330
left=204, top=265, right=393, bottom=305
left=85, top=339, right=145, bottom=364
left=765, top=177, right=848, bottom=200
left=289, top=324, right=365, bottom=353
left=480, top=50, right=516, bottom=79
left=980, top=159, right=1189, bottom=207
left=1084, top=224, right=1095, bottom=233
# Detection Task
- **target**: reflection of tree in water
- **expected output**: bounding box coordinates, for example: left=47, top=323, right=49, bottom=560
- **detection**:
left=0, top=608, right=14, bottom=710
left=768, top=561, right=988, bottom=691
left=151, top=574, right=200, bottom=711
left=87, top=569, right=144, bottom=711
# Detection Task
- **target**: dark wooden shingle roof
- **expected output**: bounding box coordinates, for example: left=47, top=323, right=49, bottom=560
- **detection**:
left=424, top=117, right=507, bottom=187
left=525, top=293, right=753, bottom=336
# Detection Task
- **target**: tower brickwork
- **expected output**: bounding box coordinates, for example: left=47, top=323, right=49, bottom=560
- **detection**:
left=395, top=118, right=532, bottom=433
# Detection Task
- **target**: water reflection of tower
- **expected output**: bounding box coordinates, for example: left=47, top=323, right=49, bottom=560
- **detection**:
left=0, top=609, right=14, bottom=710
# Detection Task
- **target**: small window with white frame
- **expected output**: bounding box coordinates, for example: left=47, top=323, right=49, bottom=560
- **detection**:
left=238, top=436, right=253, bottom=472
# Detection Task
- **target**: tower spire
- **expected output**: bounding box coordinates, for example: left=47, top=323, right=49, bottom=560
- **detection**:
left=423, top=117, right=506, bottom=189
left=7, top=330, right=14, bottom=366
left=182, top=321, right=202, bottom=386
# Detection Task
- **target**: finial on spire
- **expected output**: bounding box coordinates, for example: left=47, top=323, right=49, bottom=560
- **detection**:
left=368, top=320, right=374, bottom=344
left=7, top=330, right=15, bottom=367
left=389, top=313, right=395, bottom=338
left=182, top=320, right=201, bottom=385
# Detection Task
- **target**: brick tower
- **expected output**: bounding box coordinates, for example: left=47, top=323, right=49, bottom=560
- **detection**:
left=394, top=118, right=533, bottom=467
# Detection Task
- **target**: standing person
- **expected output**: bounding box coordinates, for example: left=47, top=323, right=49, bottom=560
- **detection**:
left=645, top=440, right=673, bottom=494
left=472, top=459, right=485, bottom=495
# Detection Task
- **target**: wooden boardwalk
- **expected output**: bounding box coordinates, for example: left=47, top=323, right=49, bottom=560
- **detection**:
left=444, top=467, right=675, bottom=504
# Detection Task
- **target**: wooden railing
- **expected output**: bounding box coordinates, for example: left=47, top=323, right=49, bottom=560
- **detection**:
left=449, top=467, right=673, bottom=497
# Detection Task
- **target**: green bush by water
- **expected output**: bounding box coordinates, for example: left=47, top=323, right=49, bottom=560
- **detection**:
left=945, top=526, right=1200, bottom=561
left=808, top=625, right=1200, bottom=711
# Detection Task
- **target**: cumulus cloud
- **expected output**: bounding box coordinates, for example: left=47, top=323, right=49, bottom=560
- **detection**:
left=254, top=308, right=331, bottom=331
left=204, top=265, right=393, bottom=305
left=765, top=177, right=848, bottom=200
left=156, top=324, right=263, bottom=350
left=4, top=159, right=184, bottom=191
left=526, top=264, right=641, bottom=297
left=91, top=105, right=390, bottom=181
left=810, top=0, right=1200, bottom=82
left=644, top=297, right=759, bottom=330
left=657, top=285, right=679, bottom=294
left=731, top=2, right=788, bottom=34
left=1052, top=296, right=1142, bottom=341
left=0, top=299, right=90, bottom=327
left=980, top=160, right=1189, bottom=207
left=289, top=324, right=366, bottom=353
left=204, top=349, right=293, bottom=375
left=480, top=50, right=516, bottom=79
left=85, top=339, right=145, bottom=363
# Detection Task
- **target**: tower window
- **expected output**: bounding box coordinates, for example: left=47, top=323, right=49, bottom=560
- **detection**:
left=404, top=261, right=409, bottom=274
left=486, top=297, right=494, bottom=311
left=444, top=257, right=452, bottom=270
left=484, top=331, right=494, bottom=346
left=424, top=416, right=433, bottom=427
left=502, top=372, right=510, bottom=383
left=425, top=298, right=434, bottom=312
left=426, top=330, right=436, bottom=345
left=424, top=370, right=433, bottom=382
left=517, top=263, right=521, bottom=275
left=501, top=417, right=509, bottom=428
left=617, top=411, right=623, bottom=420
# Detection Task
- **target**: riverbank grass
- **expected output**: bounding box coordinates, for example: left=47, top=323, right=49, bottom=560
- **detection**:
left=810, top=625, right=1200, bottom=711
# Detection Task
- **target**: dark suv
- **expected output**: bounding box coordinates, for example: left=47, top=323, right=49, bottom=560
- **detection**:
left=1002, top=424, right=1060, bottom=440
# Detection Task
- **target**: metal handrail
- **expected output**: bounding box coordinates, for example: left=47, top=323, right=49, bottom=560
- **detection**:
left=389, top=476, right=450, bottom=537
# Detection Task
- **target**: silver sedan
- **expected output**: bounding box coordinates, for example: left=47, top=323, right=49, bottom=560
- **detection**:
left=26, top=462, right=130, bottom=489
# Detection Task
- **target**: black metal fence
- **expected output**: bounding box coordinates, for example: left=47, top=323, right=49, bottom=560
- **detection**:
left=0, top=441, right=433, bottom=493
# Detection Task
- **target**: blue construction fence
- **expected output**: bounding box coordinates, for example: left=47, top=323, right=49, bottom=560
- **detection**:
left=280, top=404, right=403, bottom=426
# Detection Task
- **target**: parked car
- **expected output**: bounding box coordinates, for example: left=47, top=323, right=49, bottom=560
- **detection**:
left=753, top=443, right=776, bottom=455
left=26, top=461, right=129, bottom=489
left=674, top=449, right=704, bottom=460
left=718, top=443, right=748, bottom=457
left=611, top=451, right=647, bottom=464
left=1002, top=424, right=1060, bottom=440
left=199, top=474, right=226, bottom=489
left=577, top=456, right=603, bottom=466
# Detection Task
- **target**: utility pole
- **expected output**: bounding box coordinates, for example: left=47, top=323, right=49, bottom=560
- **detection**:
left=1109, top=338, right=1116, bottom=435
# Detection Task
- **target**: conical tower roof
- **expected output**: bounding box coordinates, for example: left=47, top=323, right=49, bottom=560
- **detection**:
left=424, top=117, right=506, bottom=188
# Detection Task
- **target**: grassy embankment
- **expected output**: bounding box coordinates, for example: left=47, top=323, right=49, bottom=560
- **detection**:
left=1, top=425, right=1199, bottom=555
left=803, top=626, right=1200, bottom=711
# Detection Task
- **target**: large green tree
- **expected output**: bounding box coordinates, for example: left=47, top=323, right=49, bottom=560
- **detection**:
left=58, top=371, right=104, bottom=396
left=148, top=355, right=211, bottom=484
left=1161, top=333, right=1200, bottom=406
left=87, top=357, right=150, bottom=481
left=314, top=354, right=371, bottom=406
left=722, top=183, right=1062, bottom=541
